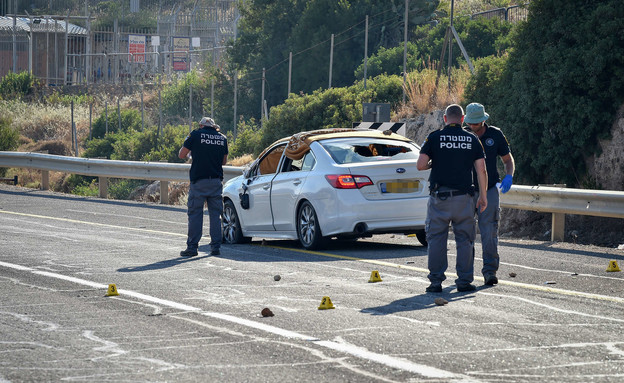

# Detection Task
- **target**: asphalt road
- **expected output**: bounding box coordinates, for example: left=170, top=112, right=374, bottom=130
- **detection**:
left=1, top=183, right=624, bottom=382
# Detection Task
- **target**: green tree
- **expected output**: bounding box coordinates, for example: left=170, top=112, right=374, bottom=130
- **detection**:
left=465, top=0, right=624, bottom=186
left=228, top=0, right=439, bottom=119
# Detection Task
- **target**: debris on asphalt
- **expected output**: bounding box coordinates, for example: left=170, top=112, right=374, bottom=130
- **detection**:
left=261, top=308, right=274, bottom=317
left=406, top=261, right=415, bottom=264
left=274, top=275, right=281, bottom=281
left=434, top=298, right=448, bottom=306
left=509, top=272, right=517, bottom=278
left=571, top=272, right=578, bottom=276
left=544, top=281, right=556, bottom=284
left=618, top=244, right=624, bottom=250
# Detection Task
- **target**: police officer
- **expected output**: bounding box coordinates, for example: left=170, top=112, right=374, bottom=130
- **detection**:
left=464, top=103, right=515, bottom=286
left=417, top=104, right=488, bottom=293
left=179, top=117, right=228, bottom=257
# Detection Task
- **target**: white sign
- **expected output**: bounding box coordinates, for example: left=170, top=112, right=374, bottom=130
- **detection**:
left=128, top=34, right=146, bottom=63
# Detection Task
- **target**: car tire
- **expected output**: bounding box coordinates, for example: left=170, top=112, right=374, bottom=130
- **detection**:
left=297, top=201, right=327, bottom=250
left=415, top=229, right=428, bottom=247
left=222, top=200, right=251, bottom=244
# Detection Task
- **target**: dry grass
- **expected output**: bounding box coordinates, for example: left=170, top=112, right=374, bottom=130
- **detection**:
left=229, top=154, right=254, bottom=167
left=395, top=66, right=471, bottom=120
left=0, top=100, right=91, bottom=142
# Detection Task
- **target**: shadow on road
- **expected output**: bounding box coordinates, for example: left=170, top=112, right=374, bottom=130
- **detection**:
left=360, top=286, right=492, bottom=315
left=216, top=239, right=428, bottom=263
left=498, top=239, right=620, bottom=260
left=117, top=254, right=210, bottom=272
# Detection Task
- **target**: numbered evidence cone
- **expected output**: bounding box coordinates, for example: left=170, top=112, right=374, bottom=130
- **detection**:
left=368, top=270, right=383, bottom=283
left=106, top=284, right=120, bottom=296
left=606, top=260, right=621, bottom=272
left=318, top=296, right=335, bottom=310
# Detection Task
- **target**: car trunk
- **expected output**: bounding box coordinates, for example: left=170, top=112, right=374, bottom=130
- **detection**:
left=346, top=160, right=429, bottom=201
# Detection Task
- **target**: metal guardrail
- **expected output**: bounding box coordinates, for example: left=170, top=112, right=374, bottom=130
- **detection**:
left=0, top=151, right=243, bottom=204
left=1, top=151, right=623, bottom=241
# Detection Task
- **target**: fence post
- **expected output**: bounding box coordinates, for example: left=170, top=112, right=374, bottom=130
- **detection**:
left=160, top=180, right=169, bottom=204
left=41, top=170, right=49, bottom=190
left=98, top=176, right=108, bottom=198
left=551, top=213, right=565, bottom=241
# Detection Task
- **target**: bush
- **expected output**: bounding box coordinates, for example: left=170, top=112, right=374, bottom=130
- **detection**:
left=108, top=179, right=148, bottom=200
left=479, top=0, right=624, bottom=186
left=0, top=116, right=19, bottom=177
left=229, top=119, right=263, bottom=157
left=0, top=71, right=37, bottom=100
left=0, top=116, right=18, bottom=151
left=91, top=108, right=142, bottom=139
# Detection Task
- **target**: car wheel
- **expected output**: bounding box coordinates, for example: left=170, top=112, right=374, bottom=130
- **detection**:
left=222, top=200, right=251, bottom=244
left=297, top=201, right=327, bottom=250
left=416, top=229, right=428, bottom=247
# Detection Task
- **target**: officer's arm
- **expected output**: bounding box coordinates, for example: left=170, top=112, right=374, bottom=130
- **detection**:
left=222, top=154, right=228, bottom=165
left=474, top=158, right=488, bottom=212
left=416, top=153, right=431, bottom=171
left=179, top=146, right=190, bottom=159
left=501, top=153, right=515, bottom=177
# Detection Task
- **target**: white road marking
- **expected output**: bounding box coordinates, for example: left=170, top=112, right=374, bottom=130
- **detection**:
left=0, top=260, right=477, bottom=381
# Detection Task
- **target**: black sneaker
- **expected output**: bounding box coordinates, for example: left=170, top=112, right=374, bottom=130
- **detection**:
left=425, top=284, right=442, bottom=293
left=180, top=249, right=198, bottom=257
left=457, top=284, right=477, bottom=292
left=484, top=275, right=498, bottom=286
left=210, top=249, right=220, bottom=256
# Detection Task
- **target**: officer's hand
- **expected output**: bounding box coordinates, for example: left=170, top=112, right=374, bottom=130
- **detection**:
left=500, top=175, right=513, bottom=194
left=477, top=195, right=487, bottom=213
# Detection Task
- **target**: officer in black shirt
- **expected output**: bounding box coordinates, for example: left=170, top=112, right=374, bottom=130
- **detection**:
left=179, top=117, right=229, bottom=257
left=417, top=104, right=488, bottom=293
left=464, top=103, right=515, bottom=286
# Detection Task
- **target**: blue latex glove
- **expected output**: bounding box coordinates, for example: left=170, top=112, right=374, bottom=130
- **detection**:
left=500, top=174, right=513, bottom=194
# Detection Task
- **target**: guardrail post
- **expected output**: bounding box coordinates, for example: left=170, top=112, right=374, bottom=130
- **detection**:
left=99, top=176, right=108, bottom=198
left=551, top=213, right=565, bottom=241
left=41, top=170, right=49, bottom=190
left=160, top=180, right=169, bottom=204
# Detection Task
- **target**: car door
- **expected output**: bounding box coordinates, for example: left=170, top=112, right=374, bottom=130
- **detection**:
left=239, top=143, right=285, bottom=231
left=270, top=151, right=316, bottom=231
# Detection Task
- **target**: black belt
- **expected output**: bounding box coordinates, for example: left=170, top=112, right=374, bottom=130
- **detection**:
left=431, top=190, right=469, bottom=198
left=191, top=176, right=223, bottom=183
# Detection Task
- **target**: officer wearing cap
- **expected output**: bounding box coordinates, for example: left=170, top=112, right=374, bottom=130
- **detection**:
left=464, top=103, right=515, bottom=286
left=417, top=104, right=488, bottom=293
left=179, top=117, right=228, bottom=257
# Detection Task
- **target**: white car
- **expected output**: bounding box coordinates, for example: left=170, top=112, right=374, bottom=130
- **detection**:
left=222, top=129, right=430, bottom=249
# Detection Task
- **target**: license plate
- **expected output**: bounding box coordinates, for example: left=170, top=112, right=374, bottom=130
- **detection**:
left=380, top=181, right=420, bottom=193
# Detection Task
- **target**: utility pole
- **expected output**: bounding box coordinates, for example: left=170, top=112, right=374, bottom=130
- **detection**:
left=328, top=34, right=334, bottom=88
left=364, top=15, right=368, bottom=89
left=402, top=0, right=408, bottom=103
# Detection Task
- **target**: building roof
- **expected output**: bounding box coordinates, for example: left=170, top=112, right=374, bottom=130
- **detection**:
left=0, top=16, right=87, bottom=35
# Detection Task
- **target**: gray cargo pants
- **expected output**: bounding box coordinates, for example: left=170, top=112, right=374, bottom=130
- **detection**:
left=474, top=186, right=500, bottom=278
left=425, top=193, right=477, bottom=287
left=186, top=178, right=223, bottom=252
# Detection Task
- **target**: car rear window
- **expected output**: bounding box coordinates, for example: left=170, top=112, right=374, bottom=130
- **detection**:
left=319, top=137, right=420, bottom=164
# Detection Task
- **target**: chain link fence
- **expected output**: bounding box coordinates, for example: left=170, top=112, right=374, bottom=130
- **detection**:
left=0, top=0, right=237, bottom=85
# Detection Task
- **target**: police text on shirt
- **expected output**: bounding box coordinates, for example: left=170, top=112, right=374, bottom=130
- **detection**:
left=200, top=133, right=225, bottom=146
left=439, top=135, right=472, bottom=149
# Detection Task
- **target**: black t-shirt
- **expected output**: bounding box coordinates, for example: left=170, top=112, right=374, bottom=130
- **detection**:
left=183, top=127, right=229, bottom=182
left=464, top=123, right=511, bottom=189
left=420, top=123, right=485, bottom=192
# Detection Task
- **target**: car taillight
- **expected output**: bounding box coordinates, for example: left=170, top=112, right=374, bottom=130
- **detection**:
left=325, top=174, right=373, bottom=189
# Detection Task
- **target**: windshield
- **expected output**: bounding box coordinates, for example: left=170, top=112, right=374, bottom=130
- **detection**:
left=319, top=137, right=420, bottom=164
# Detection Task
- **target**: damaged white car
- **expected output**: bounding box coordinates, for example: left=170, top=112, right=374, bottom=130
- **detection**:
left=222, top=129, right=430, bottom=249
